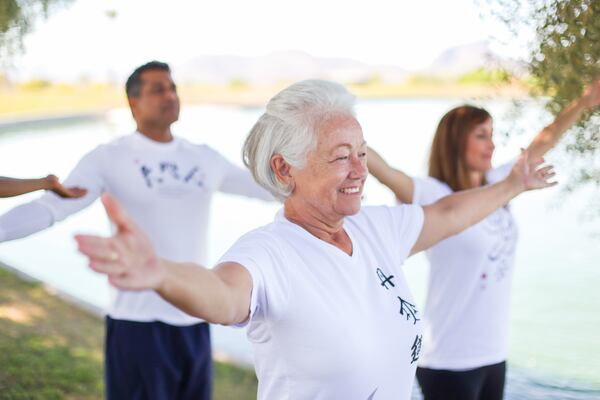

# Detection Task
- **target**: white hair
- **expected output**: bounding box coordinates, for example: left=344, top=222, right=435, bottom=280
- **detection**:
left=243, top=80, right=356, bottom=201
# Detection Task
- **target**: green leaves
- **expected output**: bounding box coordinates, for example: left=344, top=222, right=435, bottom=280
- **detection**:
left=485, top=0, right=600, bottom=197
left=0, top=0, right=74, bottom=61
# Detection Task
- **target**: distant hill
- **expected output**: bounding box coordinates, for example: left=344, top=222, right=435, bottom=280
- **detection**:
left=424, top=41, right=525, bottom=76
left=173, top=50, right=408, bottom=84
left=172, top=44, right=524, bottom=85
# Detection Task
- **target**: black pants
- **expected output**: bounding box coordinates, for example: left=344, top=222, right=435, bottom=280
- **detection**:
left=105, top=317, right=212, bottom=400
left=417, top=361, right=506, bottom=400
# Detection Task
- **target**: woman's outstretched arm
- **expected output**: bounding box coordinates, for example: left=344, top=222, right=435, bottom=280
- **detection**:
left=411, top=151, right=555, bottom=255
left=527, top=78, right=600, bottom=160
left=367, top=147, right=415, bottom=203
left=75, top=193, right=253, bottom=326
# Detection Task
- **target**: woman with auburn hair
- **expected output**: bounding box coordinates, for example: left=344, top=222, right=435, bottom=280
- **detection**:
left=367, top=79, right=600, bottom=400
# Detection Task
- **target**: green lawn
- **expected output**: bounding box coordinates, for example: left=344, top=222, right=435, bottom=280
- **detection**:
left=0, top=265, right=257, bottom=399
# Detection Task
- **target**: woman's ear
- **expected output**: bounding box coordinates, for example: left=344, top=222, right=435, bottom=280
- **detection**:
left=271, top=154, right=295, bottom=191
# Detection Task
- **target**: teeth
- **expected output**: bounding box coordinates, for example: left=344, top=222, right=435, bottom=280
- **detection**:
left=339, top=187, right=360, bottom=194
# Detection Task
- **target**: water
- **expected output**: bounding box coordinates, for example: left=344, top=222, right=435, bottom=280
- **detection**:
left=0, top=99, right=598, bottom=398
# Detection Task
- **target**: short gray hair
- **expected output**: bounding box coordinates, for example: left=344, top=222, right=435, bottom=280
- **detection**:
left=243, top=80, right=356, bottom=201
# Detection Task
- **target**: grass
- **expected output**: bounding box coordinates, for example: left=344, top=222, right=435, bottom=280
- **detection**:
left=0, top=265, right=258, bottom=400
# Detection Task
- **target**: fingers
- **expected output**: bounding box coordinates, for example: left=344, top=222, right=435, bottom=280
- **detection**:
left=528, top=158, right=545, bottom=169
left=536, top=164, right=554, bottom=175
left=67, top=187, right=88, bottom=197
left=75, top=234, right=129, bottom=277
left=75, top=234, right=119, bottom=262
left=56, top=187, right=88, bottom=198
left=101, top=193, right=136, bottom=232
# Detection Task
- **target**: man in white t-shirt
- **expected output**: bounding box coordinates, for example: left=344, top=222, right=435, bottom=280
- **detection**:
left=74, top=80, right=555, bottom=400
left=0, top=61, right=273, bottom=399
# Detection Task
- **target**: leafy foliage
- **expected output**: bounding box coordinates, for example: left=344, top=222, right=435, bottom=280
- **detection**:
left=482, top=0, right=600, bottom=193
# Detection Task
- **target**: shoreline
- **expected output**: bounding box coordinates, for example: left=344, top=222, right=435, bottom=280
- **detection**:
left=0, top=82, right=530, bottom=126
left=0, top=260, right=105, bottom=319
left=0, top=112, right=106, bottom=132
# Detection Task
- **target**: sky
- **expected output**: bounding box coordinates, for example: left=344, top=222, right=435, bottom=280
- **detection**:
left=9, top=0, right=532, bottom=82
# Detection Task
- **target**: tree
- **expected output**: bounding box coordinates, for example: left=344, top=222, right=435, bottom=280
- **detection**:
left=483, top=0, right=599, bottom=200
left=0, top=0, right=74, bottom=62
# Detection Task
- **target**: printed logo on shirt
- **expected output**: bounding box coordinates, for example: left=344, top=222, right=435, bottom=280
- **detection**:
left=481, top=208, right=517, bottom=288
left=367, top=387, right=378, bottom=399
left=397, top=296, right=420, bottom=325
left=376, top=268, right=395, bottom=289
left=410, top=334, right=422, bottom=364
left=374, top=267, right=422, bottom=366
left=136, top=160, right=206, bottom=196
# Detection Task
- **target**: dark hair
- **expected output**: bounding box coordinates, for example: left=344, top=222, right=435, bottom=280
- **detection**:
left=428, top=105, right=492, bottom=191
left=125, top=61, right=171, bottom=98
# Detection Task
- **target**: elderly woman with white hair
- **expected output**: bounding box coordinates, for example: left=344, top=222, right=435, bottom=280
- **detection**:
left=76, top=80, right=555, bottom=400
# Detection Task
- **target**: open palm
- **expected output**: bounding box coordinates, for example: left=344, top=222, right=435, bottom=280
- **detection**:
left=510, top=150, right=557, bottom=191
left=75, top=194, right=165, bottom=290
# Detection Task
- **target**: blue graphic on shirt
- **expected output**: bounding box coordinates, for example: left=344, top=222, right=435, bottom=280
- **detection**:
left=397, top=296, right=420, bottom=325
left=138, top=161, right=205, bottom=190
left=376, top=268, right=395, bottom=289
left=367, top=387, right=378, bottom=399
left=481, top=207, right=517, bottom=284
left=374, top=267, right=422, bottom=364
left=410, top=334, right=422, bottom=364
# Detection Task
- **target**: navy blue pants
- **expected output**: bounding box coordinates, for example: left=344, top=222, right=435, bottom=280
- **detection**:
left=105, top=317, right=212, bottom=400
left=417, top=361, right=506, bottom=400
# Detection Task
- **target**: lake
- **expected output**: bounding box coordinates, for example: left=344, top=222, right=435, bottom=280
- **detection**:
left=0, top=99, right=598, bottom=399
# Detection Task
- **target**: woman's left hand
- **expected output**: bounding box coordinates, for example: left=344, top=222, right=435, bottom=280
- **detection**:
left=508, top=149, right=557, bottom=192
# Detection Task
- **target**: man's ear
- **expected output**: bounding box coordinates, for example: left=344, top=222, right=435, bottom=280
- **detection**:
left=128, top=97, right=138, bottom=118
left=271, top=154, right=295, bottom=191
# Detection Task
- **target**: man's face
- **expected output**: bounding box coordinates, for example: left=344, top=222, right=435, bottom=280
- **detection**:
left=129, top=69, right=180, bottom=127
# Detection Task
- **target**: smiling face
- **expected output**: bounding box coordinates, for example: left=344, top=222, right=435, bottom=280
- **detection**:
left=464, top=117, right=495, bottom=173
left=288, top=114, right=368, bottom=221
left=129, top=69, right=180, bottom=128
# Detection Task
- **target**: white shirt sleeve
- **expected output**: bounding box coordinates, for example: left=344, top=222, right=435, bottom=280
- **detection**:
left=389, top=204, right=425, bottom=261
left=359, top=205, right=425, bottom=264
left=0, top=203, right=54, bottom=241
left=412, top=177, right=452, bottom=206
left=212, top=150, right=275, bottom=202
left=218, top=230, right=289, bottom=329
left=0, top=146, right=106, bottom=241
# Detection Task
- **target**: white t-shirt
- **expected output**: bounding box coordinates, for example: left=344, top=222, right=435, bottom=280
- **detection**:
left=0, top=131, right=272, bottom=325
left=219, top=205, right=424, bottom=400
left=413, top=162, right=518, bottom=370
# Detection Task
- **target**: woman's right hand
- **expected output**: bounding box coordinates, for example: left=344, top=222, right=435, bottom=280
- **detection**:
left=75, top=193, right=166, bottom=291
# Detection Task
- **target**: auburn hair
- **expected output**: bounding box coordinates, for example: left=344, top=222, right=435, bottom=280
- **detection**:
left=428, top=105, right=492, bottom=191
